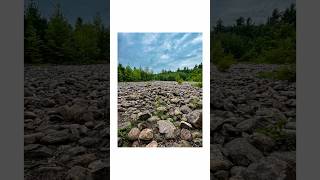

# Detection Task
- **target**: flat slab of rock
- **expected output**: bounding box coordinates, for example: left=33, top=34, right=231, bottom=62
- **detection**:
left=40, top=130, right=71, bottom=144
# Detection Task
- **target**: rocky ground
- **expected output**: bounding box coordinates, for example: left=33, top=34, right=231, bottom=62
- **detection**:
left=24, top=65, right=109, bottom=180
left=210, top=63, right=296, bottom=180
left=118, top=81, right=203, bottom=147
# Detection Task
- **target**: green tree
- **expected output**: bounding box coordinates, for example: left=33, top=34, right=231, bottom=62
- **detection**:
left=24, top=0, right=47, bottom=63
left=45, top=4, right=74, bottom=63
left=25, top=24, right=42, bottom=63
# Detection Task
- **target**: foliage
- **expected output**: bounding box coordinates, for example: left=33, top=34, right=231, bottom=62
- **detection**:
left=257, top=64, right=296, bottom=82
left=118, top=123, right=133, bottom=146
left=118, top=63, right=202, bottom=82
left=211, top=4, right=296, bottom=67
left=24, top=0, right=109, bottom=64
left=256, top=118, right=296, bottom=151
left=176, top=76, right=183, bottom=85
left=216, top=54, right=236, bottom=72
left=192, top=82, right=202, bottom=88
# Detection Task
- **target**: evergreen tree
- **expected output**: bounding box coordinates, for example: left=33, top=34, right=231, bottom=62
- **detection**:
left=45, top=4, right=74, bottom=63
left=25, top=24, right=43, bottom=63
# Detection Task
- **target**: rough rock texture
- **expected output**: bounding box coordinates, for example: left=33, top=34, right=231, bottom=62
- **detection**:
left=118, top=81, right=202, bottom=147
left=24, top=65, right=109, bottom=180
left=210, top=64, right=296, bottom=179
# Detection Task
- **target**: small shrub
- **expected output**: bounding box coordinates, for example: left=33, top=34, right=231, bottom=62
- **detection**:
left=216, top=55, right=236, bottom=72
left=175, top=75, right=183, bottom=84
left=275, top=65, right=296, bottom=82
left=257, top=64, right=296, bottom=82
left=192, top=82, right=202, bottom=88
left=255, top=118, right=296, bottom=151
left=118, top=123, right=133, bottom=140
left=176, top=78, right=183, bottom=85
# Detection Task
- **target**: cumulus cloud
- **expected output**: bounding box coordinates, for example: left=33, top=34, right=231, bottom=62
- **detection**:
left=118, top=33, right=202, bottom=73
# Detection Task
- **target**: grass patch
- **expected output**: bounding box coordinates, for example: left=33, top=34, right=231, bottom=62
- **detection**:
left=118, top=122, right=133, bottom=146
left=256, top=119, right=296, bottom=151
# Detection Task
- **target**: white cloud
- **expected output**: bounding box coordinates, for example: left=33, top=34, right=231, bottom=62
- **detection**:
left=190, top=34, right=202, bottom=44
left=174, top=33, right=191, bottom=49
left=161, top=41, right=172, bottom=50
left=160, top=54, right=170, bottom=59
left=142, top=33, right=159, bottom=45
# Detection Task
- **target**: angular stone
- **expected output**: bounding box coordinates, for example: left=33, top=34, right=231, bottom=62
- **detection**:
left=224, top=138, right=263, bottom=166
left=88, top=160, right=109, bottom=180
left=180, top=128, right=192, bottom=141
left=180, top=105, right=192, bottom=114
left=157, top=120, right=176, bottom=139
left=249, top=133, right=275, bottom=152
left=236, top=118, right=256, bottom=132
left=242, top=156, right=295, bottom=180
left=210, top=145, right=233, bottom=172
left=40, top=130, right=71, bottom=144
left=24, top=132, right=44, bottom=144
left=24, top=111, right=37, bottom=119
left=187, top=110, right=202, bottom=129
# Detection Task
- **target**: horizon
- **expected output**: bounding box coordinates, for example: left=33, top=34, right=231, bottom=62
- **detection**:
left=118, top=62, right=202, bottom=74
left=118, top=33, right=202, bottom=73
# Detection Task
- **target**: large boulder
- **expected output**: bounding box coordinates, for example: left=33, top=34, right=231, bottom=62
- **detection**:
left=224, top=138, right=263, bottom=166
left=210, top=145, right=233, bottom=172
left=242, top=155, right=296, bottom=180
left=157, top=120, right=176, bottom=139
left=139, top=128, right=153, bottom=140
left=127, top=128, right=140, bottom=141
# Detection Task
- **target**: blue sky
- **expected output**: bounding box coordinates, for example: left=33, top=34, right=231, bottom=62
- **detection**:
left=118, top=33, right=202, bottom=73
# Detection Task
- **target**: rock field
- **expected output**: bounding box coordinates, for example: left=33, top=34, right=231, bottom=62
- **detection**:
left=24, top=65, right=109, bottom=180
left=118, top=81, right=203, bottom=147
left=23, top=63, right=296, bottom=179
left=210, top=63, right=296, bottom=180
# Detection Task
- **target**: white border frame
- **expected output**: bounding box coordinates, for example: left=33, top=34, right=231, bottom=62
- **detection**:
left=110, top=0, right=210, bottom=179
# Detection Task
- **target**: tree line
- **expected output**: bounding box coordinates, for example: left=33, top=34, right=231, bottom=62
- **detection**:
left=211, top=4, right=296, bottom=71
left=118, top=64, right=202, bottom=82
left=24, top=0, right=109, bottom=64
